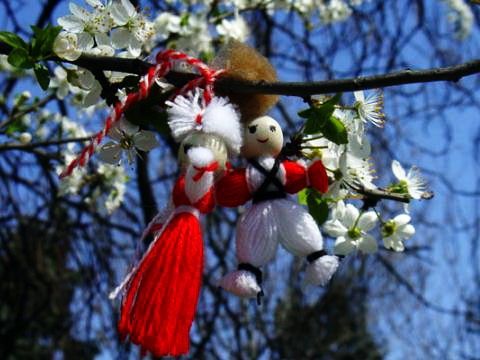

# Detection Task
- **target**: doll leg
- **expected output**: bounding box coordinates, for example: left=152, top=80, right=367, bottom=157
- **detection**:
left=276, top=200, right=339, bottom=286
left=218, top=202, right=279, bottom=300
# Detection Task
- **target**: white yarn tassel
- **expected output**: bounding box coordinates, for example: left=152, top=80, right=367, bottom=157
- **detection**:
left=166, top=89, right=242, bottom=153
left=201, top=96, right=242, bottom=153
left=305, top=255, right=339, bottom=286
left=218, top=270, right=262, bottom=298
left=166, top=90, right=203, bottom=142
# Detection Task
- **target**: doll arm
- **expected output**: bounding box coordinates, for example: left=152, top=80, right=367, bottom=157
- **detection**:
left=215, top=168, right=252, bottom=207
left=283, top=159, right=329, bottom=194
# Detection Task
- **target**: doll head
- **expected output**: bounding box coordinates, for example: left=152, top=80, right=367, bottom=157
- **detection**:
left=242, top=116, right=283, bottom=159
left=178, top=132, right=228, bottom=170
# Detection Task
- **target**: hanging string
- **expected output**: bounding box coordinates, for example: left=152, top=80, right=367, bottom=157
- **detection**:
left=59, top=50, right=224, bottom=179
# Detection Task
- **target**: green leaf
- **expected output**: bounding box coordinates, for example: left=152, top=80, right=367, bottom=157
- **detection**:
left=298, top=107, right=314, bottom=119
left=30, top=24, right=62, bottom=59
left=34, top=64, right=50, bottom=90
left=0, top=31, right=27, bottom=49
left=304, top=107, right=330, bottom=134
left=306, top=191, right=330, bottom=226
left=180, top=13, right=190, bottom=26
left=5, top=119, right=28, bottom=135
left=323, top=116, right=348, bottom=145
left=40, top=26, right=62, bottom=58
left=7, top=48, right=33, bottom=69
left=302, top=93, right=343, bottom=135
left=297, top=189, right=308, bottom=205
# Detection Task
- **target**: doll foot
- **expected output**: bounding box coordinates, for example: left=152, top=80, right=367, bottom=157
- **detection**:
left=218, top=270, right=262, bottom=299
left=305, top=253, right=339, bottom=286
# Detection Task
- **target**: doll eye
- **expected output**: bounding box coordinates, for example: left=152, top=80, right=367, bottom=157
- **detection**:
left=183, top=144, right=192, bottom=154
left=269, top=125, right=276, bottom=132
left=248, top=125, right=257, bottom=134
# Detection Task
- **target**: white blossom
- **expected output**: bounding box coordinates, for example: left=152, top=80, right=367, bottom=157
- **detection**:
left=216, top=15, right=250, bottom=42
left=53, top=32, right=82, bottom=61
left=324, top=201, right=378, bottom=255
left=319, top=0, right=352, bottom=24
left=391, top=160, right=427, bottom=200
left=153, top=12, right=181, bottom=40
left=50, top=67, right=72, bottom=99
left=354, top=90, right=385, bottom=128
left=58, top=153, right=128, bottom=214
left=97, top=163, right=128, bottom=213
left=110, top=0, right=154, bottom=56
left=98, top=117, right=159, bottom=164
left=175, top=14, right=212, bottom=55
left=443, top=0, right=473, bottom=39
left=381, top=214, right=415, bottom=252
left=58, top=1, right=113, bottom=35
left=18, top=132, right=32, bottom=144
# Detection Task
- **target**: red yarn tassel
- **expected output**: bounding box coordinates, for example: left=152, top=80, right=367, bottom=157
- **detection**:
left=118, top=212, right=204, bottom=357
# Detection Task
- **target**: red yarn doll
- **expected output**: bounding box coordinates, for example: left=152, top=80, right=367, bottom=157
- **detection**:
left=110, top=89, right=242, bottom=357
left=217, top=115, right=339, bottom=301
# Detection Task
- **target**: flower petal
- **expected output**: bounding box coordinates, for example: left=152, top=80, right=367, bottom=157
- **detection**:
left=358, top=234, right=378, bottom=253
left=134, top=131, right=159, bottom=151
left=110, top=2, right=130, bottom=25
left=121, top=0, right=137, bottom=17
left=86, top=0, right=104, bottom=8
left=398, top=224, right=415, bottom=238
left=391, top=160, right=406, bottom=180
left=394, top=214, right=411, bottom=226
left=127, top=37, right=142, bottom=57
left=119, top=117, right=139, bottom=135
left=58, top=15, right=84, bottom=33
left=82, top=82, right=102, bottom=107
left=69, top=3, right=90, bottom=20
left=111, top=28, right=131, bottom=49
left=95, top=33, right=111, bottom=47
left=77, top=32, right=94, bottom=51
left=343, top=204, right=359, bottom=228
left=98, top=142, right=122, bottom=164
left=354, top=90, right=364, bottom=102
left=334, top=237, right=355, bottom=256
left=358, top=211, right=377, bottom=231
left=323, top=220, right=347, bottom=238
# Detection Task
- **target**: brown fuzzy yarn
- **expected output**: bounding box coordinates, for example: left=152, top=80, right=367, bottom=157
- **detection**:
left=211, top=40, right=278, bottom=122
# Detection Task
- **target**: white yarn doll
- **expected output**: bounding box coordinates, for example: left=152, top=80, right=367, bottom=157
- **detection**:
left=216, top=115, right=339, bottom=301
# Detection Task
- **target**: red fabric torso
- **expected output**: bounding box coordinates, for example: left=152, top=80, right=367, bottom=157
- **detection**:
left=172, top=175, right=215, bottom=214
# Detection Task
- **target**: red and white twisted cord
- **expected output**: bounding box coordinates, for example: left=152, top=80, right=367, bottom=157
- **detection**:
left=60, top=50, right=224, bottom=179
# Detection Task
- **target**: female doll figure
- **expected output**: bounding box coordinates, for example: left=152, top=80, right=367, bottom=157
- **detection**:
left=112, top=91, right=242, bottom=357
left=216, top=115, right=339, bottom=300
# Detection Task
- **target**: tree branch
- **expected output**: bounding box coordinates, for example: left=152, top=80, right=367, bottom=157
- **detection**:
left=352, top=184, right=434, bottom=204
left=1, top=41, right=478, bottom=96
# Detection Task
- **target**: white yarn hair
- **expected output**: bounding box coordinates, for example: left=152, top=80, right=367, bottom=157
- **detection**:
left=166, top=89, right=242, bottom=153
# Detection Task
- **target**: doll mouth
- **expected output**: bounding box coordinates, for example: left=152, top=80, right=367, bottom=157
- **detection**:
left=257, top=138, right=269, bottom=143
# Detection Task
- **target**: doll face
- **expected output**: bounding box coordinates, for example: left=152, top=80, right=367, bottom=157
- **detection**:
left=178, top=132, right=228, bottom=170
left=242, top=116, right=283, bottom=158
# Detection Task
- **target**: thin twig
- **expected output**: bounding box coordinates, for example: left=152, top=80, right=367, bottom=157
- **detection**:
left=0, top=136, right=91, bottom=152
left=0, top=94, right=56, bottom=131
